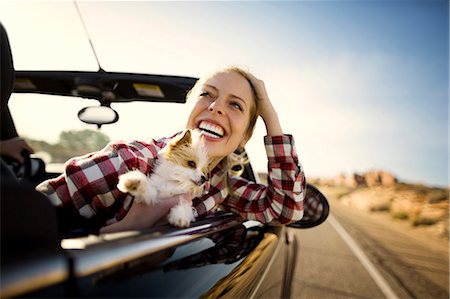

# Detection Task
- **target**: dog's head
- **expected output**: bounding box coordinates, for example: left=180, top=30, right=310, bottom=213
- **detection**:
left=159, top=129, right=209, bottom=196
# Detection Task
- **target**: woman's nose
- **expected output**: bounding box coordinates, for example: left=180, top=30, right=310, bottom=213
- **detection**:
left=208, top=99, right=223, bottom=115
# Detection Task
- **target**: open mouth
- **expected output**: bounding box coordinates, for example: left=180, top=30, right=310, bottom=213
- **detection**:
left=198, top=121, right=224, bottom=139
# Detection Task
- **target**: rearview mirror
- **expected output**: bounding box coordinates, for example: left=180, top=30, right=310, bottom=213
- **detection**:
left=78, top=106, right=119, bottom=126
left=288, top=184, right=330, bottom=229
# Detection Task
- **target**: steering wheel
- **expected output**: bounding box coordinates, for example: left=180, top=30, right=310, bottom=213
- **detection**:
left=1, top=150, right=42, bottom=183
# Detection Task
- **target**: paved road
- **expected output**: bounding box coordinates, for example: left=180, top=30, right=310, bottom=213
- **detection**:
left=291, top=195, right=449, bottom=299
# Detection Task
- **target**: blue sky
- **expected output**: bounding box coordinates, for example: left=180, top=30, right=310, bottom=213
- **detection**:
left=0, top=1, right=448, bottom=187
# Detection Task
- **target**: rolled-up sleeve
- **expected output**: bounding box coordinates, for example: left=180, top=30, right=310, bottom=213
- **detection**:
left=222, top=135, right=306, bottom=225
left=36, top=140, right=161, bottom=225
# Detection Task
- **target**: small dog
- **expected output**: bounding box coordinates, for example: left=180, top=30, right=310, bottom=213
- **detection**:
left=117, top=129, right=209, bottom=228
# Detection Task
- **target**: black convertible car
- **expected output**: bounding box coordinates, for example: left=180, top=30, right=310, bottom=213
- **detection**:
left=1, top=69, right=329, bottom=298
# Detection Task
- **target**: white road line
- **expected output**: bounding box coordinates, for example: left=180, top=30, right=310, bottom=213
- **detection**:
left=328, top=215, right=400, bottom=299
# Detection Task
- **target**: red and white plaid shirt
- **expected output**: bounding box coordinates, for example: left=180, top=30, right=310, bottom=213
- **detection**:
left=38, top=134, right=305, bottom=228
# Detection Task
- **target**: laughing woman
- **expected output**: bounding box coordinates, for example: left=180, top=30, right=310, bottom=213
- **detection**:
left=37, top=66, right=306, bottom=234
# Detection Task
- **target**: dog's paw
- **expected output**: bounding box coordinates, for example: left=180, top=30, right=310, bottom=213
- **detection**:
left=117, top=170, right=146, bottom=196
left=167, top=201, right=195, bottom=228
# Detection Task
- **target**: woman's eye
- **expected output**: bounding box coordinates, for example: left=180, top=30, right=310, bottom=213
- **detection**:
left=199, top=91, right=211, bottom=97
left=230, top=102, right=243, bottom=111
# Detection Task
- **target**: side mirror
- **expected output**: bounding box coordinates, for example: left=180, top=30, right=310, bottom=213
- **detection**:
left=78, top=106, right=119, bottom=126
left=288, top=184, right=330, bottom=229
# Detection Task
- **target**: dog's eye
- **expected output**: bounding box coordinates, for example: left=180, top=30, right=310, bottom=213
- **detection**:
left=187, top=160, right=196, bottom=168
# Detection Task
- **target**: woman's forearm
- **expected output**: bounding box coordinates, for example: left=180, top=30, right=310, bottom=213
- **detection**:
left=261, top=109, right=283, bottom=136
left=99, top=194, right=191, bottom=233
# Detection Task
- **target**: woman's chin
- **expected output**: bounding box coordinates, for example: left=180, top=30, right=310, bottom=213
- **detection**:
left=205, top=142, right=226, bottom=158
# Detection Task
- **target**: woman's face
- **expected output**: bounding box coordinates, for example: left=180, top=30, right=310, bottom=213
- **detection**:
left=186, top=71, right=254, bottom=160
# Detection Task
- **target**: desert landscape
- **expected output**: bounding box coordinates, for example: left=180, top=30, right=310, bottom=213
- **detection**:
left=309, top=170, right=449, bottom=243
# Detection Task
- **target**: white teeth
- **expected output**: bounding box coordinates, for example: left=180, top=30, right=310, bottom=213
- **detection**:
left=199, top=121, right=224, bottom=138
left=202, top=131, right=220, bottom=139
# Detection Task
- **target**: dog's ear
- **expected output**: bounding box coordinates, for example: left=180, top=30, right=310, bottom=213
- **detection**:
left=170, top=130, right=192, bottom=148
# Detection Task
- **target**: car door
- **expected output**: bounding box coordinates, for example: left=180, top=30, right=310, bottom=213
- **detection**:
left=19, top=213, right=291, bottom=298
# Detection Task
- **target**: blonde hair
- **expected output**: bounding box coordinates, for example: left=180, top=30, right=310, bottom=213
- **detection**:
left=186, top=66, right=261, bottom=176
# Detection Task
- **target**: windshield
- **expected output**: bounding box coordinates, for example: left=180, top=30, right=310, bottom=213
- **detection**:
left=8, top=92, right=195, bottom=171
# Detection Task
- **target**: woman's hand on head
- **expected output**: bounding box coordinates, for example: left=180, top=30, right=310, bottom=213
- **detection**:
left=246, top=72, right=283, bottom=136
left=99, top=193, right=192, bottom=233
left=246, top=73, right=273, bottom=117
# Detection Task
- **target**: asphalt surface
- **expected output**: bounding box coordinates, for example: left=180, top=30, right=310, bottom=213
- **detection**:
left=291, top=195, right=449, bottom=299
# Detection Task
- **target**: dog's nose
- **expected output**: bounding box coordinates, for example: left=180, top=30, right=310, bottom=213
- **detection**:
left=200, top=175, right=207, bottom=184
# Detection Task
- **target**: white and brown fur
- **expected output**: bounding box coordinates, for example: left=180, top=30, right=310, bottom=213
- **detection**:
left=117, top=129, right=209, bottom=227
